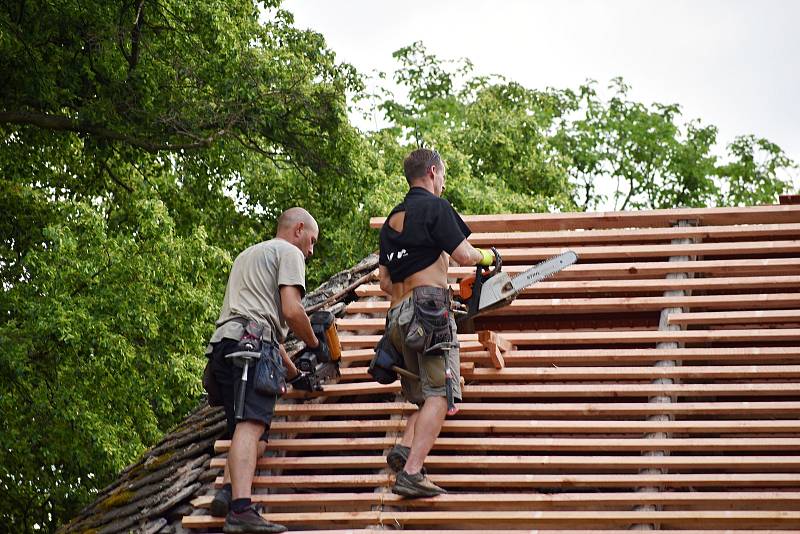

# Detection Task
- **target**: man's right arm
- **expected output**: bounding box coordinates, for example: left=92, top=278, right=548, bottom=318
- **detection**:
left=280, top=285, right=319, bottom=349
left=432, top=199, right=496, bottom=268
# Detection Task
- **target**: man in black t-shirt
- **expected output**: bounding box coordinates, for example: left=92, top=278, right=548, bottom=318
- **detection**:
left=378, top=148, right=497, bottom=497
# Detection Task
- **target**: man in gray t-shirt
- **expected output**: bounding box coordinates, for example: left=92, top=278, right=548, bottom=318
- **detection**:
left=216, top=237, right=308, bottom=343
left=207, top=207, right=321, bottom=533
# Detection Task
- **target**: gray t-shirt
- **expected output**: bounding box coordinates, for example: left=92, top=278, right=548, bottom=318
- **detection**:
left=215, top=238, right=306, bottom=342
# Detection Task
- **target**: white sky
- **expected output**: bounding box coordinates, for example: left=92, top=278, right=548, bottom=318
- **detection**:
left=283, top=0, right=799, bottom=188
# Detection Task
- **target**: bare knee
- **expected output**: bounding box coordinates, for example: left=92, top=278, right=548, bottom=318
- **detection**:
left=232, top=420, right=266, bottom=442
left=421, top=396, right=447, bottom=415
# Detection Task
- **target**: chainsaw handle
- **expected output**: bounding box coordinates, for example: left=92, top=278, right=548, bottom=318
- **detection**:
left=490, top=246, right=502, bottom=274
left=477, top=247, right=502, bottom=276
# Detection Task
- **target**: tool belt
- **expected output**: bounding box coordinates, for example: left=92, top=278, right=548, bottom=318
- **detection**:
left=203, top=317, right=285, bottom=405
left=368, top=286, right=454, bottom=384
left=405, top=286, right=454, bottom=355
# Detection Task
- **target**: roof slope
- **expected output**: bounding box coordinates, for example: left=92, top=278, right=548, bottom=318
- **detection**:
left=67, top=204, right=800, bottom=533
left=57, top=256, right=378, bottom=534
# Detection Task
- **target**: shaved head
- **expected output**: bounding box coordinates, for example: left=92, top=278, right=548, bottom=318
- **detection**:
left=276, top=207, right=319, bottom=259
left=277, top=207, right=318, bottom=234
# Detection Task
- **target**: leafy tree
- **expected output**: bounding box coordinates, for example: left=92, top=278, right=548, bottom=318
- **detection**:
left=0, top=1, right=377, bottom=531
left=367, top=42, right=579, bottom=216
left=716, top=135, right=796, bottom=206
left=366, top=42, right=797, bottom=214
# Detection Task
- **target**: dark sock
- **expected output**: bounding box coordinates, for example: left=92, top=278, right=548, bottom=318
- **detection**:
left=231, top=498, right=251, bottom=513
left=222, top=483, right=232, bottom=493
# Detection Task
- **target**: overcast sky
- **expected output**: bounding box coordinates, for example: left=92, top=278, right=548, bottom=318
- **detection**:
left=283, top=0, right=799, bottom=185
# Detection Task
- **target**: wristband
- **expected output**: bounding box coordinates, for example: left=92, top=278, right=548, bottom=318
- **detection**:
left=477, top=248, right=494, bottom=267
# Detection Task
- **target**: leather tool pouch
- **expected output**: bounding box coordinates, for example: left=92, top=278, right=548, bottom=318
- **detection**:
left=368, top=333, right=403, bottom=384
left=230, top=320, right=284, bottom=396
left=405, top=289, right=453, bottom=355
left=253, top=342, right=287, bottom=395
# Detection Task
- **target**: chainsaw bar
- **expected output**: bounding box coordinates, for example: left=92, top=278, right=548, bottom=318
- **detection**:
left=511, top=250, right=578, bottom=293
left=478, top=250, right=578, bottom=311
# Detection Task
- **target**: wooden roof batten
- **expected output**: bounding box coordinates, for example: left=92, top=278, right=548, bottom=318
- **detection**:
left=61, top=204, right=800, bottom=533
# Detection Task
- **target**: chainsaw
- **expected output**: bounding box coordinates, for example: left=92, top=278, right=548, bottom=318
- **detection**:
left=455, top=248, right=578, bottom=332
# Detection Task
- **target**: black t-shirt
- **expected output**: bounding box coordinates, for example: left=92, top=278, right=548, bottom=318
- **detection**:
left=379, top=187, right=471, bottom=283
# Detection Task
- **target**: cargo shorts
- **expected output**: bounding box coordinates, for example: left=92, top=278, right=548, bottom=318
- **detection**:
left=384, top=286, right=461, bottom=406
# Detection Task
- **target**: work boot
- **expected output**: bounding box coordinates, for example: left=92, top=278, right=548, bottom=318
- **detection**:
left=386, top=444, right=410, bottom=473
left=210, top=485, right=232, bottom=517
left=223, top=507, right=287, bottom=533
left=392, top=470, right=447, bottom=498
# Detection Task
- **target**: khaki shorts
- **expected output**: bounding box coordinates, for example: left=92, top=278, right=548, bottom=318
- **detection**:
left=385, top=286, right=461, bottom=405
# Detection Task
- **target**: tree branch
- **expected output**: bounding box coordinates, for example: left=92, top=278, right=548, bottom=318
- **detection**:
left=98, top=158, right=134, bottom=193
left=620, top=175, right=636, bottom=211
left=0, top=110, right=222, bottom=152
left=128, top=0, right=146, bottom=72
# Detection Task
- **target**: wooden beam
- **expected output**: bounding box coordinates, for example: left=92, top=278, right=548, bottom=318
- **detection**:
left=260, top=418, right=800, bottom=435
left=354, top=275, right=800, bottom=298
left=339, top=363, right=800, bottom=382
left=445, top=258, right=800, bottom=279
left=465, top=223, right=800, bottom=246
left=193, top=490, right=800, bottom=510
left=214, top=454, right=800, bottom=471
left=184, top=509, right=800, bottom=529
left=457, top=383, right=800, bottom=398
left=273, top=400, right=800, bottom=417
left=338, top=328, right=800, bottom=347
left=370, top=204, right=800, bottom=232
left=478, top=330, right=513, bottom=352
left=189, top=530, right=800, bottom=534
left=448, top=240, right=800, bottom=261
left=345, top=295, right=800, bottom=316
left=214, top=436, right=800, bottom=454
left=236, top=472, right=800, bottom=490
left=341, top=346, right=800, bottom=365
left=289, top=381, right=800, bottom=399
left=459, top=364, right=800, bottom=381
left=485, top=346, right=800, bottom=364
left=477, top=330, right=510, bottom=369
left=668, top=309, right=800, bottom=326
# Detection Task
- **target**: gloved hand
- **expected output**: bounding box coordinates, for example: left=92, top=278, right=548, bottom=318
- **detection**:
left=308, top=327, right=331, bottom=363
left=476, top=247, right=500, bottom=267
left=288, top=371, right=311, bottom=388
